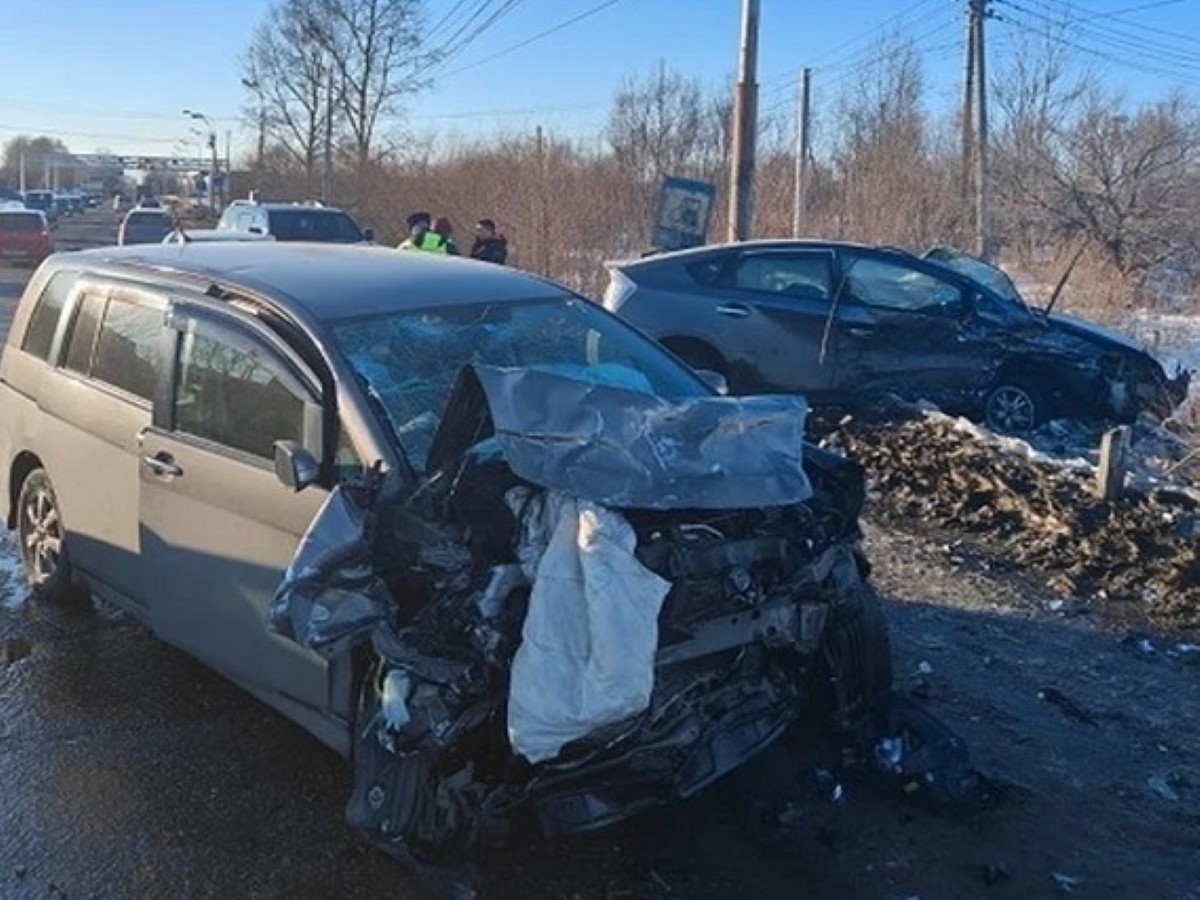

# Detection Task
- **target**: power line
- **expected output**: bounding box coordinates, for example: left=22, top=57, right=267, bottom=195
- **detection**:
left=994, top=0, right=1200, bottom=79
left=760, top=0, right=941, bottom=88
left=436, top=0, right=623, bottom=79
left=998, top=0, right=1200, bottom=69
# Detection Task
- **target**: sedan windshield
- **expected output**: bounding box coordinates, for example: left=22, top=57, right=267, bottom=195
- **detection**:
left=333, top=296, right=706, bottom=469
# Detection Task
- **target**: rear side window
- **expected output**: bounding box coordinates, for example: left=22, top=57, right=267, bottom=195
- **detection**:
left=90, top=299, right=164, bottom=400
left=174, top=326, right=307, bottom=459
left=21, top=271, right=78, bottom=360
left=267, top=209, right=362, bottom=242
left=732, top=253, right=832, bottom=300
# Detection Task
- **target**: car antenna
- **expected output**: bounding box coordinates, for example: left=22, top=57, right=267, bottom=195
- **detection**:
left=1044, top=240, right=1088, bottom=317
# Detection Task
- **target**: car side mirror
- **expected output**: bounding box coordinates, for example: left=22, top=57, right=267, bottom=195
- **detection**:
left=274, top=440, right=319, bottom=492
left=362, top=227, right=375, bottom=242
left=696, top=369, right=729, bottom=396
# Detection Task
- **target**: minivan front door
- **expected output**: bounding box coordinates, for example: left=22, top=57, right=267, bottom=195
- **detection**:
left=138, top=309, right=329, bottom=715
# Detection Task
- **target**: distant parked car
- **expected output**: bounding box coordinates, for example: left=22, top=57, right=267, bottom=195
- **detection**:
left=603, top=240, right=1191, bottom=432
left=217, top=199, right=373, bottom=243
left=118, top=208, right=174, bottom=245
left=0, top=208, right=53, bottom=266
left=21, top=190, right=57, bottom=226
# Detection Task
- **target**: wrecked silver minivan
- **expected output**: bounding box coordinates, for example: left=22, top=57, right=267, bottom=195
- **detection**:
left=271, top=360, right=898, bottom=860
left=1, top=244, right=943, bottom=867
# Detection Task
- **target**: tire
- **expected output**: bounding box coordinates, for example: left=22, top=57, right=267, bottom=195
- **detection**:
left=815, top=581, right=894, bottom=727
left=15, top=469, right=85, bottom=603
left=984, top=378, right=1047, bottom=434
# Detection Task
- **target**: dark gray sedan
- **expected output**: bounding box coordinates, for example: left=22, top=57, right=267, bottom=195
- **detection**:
left=603, top=240, right=1190, bottom=432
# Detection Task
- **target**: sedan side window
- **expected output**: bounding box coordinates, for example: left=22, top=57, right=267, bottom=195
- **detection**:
left=173, top=325, right=310, bottom=460
left=731, top=253, right=832, bottom=302
left=843, top=255, right=964, bottom=313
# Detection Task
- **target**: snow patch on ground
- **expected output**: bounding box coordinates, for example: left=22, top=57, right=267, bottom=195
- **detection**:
left=1128, top=312, right=1200, bottom=380
left=0, top=532, right=27, bottom=610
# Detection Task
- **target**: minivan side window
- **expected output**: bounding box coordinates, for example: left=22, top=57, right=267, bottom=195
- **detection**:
left=174, top=326, right=308, bottom=459
left=21, top=271, right=79, bottom=360
left=91, top=299, right=164, bottom=400
left=62, top=293, right=105, bottom=374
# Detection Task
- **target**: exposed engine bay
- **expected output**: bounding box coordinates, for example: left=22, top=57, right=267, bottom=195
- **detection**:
left=270, top=367, right=969, bottom=863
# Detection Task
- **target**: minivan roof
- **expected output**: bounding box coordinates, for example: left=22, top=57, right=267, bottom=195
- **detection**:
left=70, top=243, right=563, bottom=321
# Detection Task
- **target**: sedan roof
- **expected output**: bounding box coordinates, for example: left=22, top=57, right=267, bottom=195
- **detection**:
left=610, top=238, right=912, bottom=270
left=71, top=242, right=564, bottom=321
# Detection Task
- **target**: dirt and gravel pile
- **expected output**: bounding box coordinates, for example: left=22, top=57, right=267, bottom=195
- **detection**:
left=819, top=407, right=1200, bottom=634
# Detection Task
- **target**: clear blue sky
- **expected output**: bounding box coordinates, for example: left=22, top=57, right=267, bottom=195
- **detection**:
left=1, top=0, right=1197, bottom=160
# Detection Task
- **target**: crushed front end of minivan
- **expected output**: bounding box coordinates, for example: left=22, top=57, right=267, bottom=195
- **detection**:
left=270, top=367, right=968, bottom=863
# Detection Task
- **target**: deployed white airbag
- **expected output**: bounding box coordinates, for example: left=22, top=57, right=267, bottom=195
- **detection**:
left=506, top=488, right=670, bottom=764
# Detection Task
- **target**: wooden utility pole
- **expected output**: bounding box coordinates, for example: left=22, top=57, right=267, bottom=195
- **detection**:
left=727, top=0, right=760, bottom=242
left=535, top=125, right=549, bottom=274
left=960, top=6, right=975, bottom=232
left=792, top=67, right=812, bottom=238
left=971, top=0, right=990, bottom=259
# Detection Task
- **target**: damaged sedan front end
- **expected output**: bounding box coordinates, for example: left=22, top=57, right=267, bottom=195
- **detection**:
left=270, top=298, right=903, bottom=861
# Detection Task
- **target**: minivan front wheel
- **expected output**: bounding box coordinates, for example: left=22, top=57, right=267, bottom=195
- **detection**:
left=16, top=469, right=83, bottom=603
left=984, top=380, right=1045, bottom=434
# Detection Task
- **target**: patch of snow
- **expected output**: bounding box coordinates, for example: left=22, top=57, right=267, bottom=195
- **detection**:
left=1128, top=313, right=1200, bottom=379
left=0, top=532, right=27, bottom=610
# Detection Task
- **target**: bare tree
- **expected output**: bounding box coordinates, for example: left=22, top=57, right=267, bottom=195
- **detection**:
left=604, top=62, right=728, bottom=245
left=1, top=135, right=70, bottom=188
left=243, top=0, right=334, bottom=196
left=822, top=36, right=957, bottom=247
left=308, top=0, right=427, bottom=173
left=1053, top=91, right=1200, bottom=280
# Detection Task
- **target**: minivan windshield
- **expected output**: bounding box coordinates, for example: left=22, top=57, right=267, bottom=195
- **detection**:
left=333, top=296, right=706, bottom=469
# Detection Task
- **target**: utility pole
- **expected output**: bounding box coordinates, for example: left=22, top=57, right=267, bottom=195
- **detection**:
left=960, top=4, right=975, bottom=234
left=971, top=0, right=990, bottom=259
left=18, top=151, right=25, bottom=194
left=535, top=125, right=549, bottom=274
left=727, top=0, right=760, bottom=242
left=792, top=67, right=812, bottom=238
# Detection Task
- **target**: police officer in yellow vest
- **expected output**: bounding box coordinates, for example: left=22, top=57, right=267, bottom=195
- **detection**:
left=397, top=211, right=450, bottom=253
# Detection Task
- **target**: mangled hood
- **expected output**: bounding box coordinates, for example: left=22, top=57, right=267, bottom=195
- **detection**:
left=425, top=365, right=814, bottom=510
left=1043, top=312, right=1147, bottom=357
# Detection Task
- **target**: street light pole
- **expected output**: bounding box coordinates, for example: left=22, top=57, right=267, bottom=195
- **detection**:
left=241, top=78, right=267, bottom=169
left=183, top=109, right=220, bottom=211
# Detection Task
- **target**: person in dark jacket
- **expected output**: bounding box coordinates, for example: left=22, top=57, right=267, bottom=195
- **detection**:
left=470, top=218, right=508, bottom=264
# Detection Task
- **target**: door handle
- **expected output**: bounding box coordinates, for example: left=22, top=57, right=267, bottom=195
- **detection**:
left=143, top=452, right=183, bottom=479
left=715, top=304, right=750, bottom=318
left=846, top=326, right=874, bottom=338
